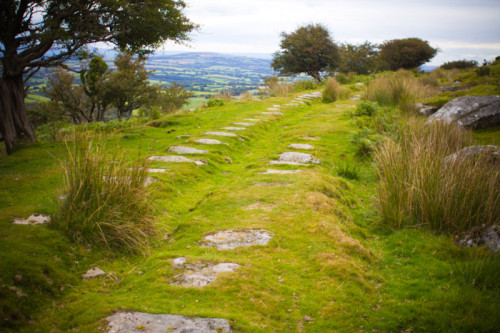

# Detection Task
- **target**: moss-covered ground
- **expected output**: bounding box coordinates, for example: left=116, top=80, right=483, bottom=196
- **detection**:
left=1, top=90, right=499, bottom=332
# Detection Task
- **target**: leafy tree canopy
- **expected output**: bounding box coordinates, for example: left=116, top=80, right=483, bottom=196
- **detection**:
left=378, top=38, right=437, bottom=71
left=0, top=0, right=196, bottom=153
left=339, top=41, right=378, bottom=75
left=271, top=24, right=340, bottom=83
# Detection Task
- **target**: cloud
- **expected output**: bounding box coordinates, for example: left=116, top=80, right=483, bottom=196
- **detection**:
left=164, top=0, right=500, bottom=64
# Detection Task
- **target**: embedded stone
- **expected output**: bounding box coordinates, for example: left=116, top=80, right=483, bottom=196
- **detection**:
left=201, top=229, right=273, bottom=250
left=302, top=137, right=321, bottom=141
left=168, top=146, right=208, bottom=154
left=13, top=214, right=50, bottom=225
left=82, top=267, right=106, bottom=279
left=267, top=108, right=281, bottom=111
left=261, top=112, right=284, bottom=115
left=277, top=152, right=319, bottom=164
left=147, top=168, right=167, bottom=173
left=241, top=202, right=277, bottom=211
left=233, top=122, right=255, bottom=126
left=204, top=131, right=238, bottom=137
left=195, top=139, right=225, bottom=145
left=288, top=144, right=314, bottom=150
left=259, top=169, right=302, bottom=174
left=220, top=127, right=246, bottom=131
left=170, top=259, right=240, bottom=287
left=243, top=118, right=260, bottom=122
left=148, top=156, right=205, bottom=166
left=106, top=312, right=232, bottom=333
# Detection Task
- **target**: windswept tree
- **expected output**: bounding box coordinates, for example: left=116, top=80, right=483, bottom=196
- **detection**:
left=339, top=42, right=378, bottom=75
left=272, top=24, right=340, bottom=83
left=0, top=0, right=196, bottom=154
left=378, top=38, right=437, bottom=71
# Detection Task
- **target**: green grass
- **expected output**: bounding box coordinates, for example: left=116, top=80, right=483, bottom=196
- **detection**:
left=1, top=89, right=499, bottom=332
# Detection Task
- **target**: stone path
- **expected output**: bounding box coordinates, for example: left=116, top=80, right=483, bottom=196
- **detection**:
left=106, top=312, right=232, bottom=333
left=17, top=90, right=325, bottom=332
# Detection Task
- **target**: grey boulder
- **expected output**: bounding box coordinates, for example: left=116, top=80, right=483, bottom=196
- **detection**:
left=426, top=95, right=500, bottom=129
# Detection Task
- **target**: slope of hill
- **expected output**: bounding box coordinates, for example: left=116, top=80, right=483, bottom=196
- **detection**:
left=146, top=52, right=275, bottom=93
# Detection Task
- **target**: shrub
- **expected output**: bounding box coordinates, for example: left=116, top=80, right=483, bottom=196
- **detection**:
left=335, top=72, right=350, bottom=84
left=294, top=79, right=318, bottom=92
left=441, top=59, right=478, bottom=70
left=207, top=98, right=225, bottom=107
left=355, top=101, right=379, bottom=116
left=365, top=70, right=438, bottom=113
left=351, top=129, right=383, bottom=157
left=51, top=135, right=156, bottom=254
left=375, top=119, right=499, bottom=233
left=322, top=77, right=340, bottom=103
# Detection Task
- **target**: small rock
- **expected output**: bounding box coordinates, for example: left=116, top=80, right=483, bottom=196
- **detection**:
left=261, top=112, right=284, bottom=115
left=287, top=309, right=292, bottom=313
left=13, top=214, right=50, bottom=225
left=415, top=103, right=437, bottom=116
left=14, top=274, right=22, bottom=282
left=233, top=122, right=255, bottom=126
left=225, top=157, right=232, bottom=164
left=456, top=224, right=500, bottom=253
left=82, top=267, right=106, bottom=279
left=303, top=316, right=312, bottom=322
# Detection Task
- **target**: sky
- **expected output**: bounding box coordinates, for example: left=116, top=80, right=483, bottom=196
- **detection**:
left=160, top=0, right=500, bottom=66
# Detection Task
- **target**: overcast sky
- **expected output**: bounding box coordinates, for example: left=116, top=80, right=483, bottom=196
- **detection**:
left=161, top=0, right=500, bottom=65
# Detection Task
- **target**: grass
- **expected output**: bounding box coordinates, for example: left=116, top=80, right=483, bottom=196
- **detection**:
left=0, top=85, right=499, bottom=332
left=366, top=70, right=438, bottom=113
left=375, top=118, right=500, bottom=232
left=51, top=134, right=156, bottom=254
left=322, top=77, right=350, bottom=102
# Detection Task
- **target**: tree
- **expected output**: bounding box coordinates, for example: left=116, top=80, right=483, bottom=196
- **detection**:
left=378, top=38, right=437, bottom=71
left=156, top=83, right=191, bottom=114
left=0, top=0, right=196, bottom=154
left=339, top=42, right=378, bottom=75
left=80, top=56, right=110, bottom=122
left=106, top=52, right=156, bottom=121
left=271, top=24, right=340, bottom=83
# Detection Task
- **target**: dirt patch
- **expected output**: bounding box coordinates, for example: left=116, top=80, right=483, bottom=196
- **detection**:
left=106, top=312, right=232, bottom=333
left=201, top=229, right=273, bottom=250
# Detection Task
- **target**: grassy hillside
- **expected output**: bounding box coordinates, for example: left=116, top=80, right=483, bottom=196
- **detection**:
left=1, top=68, right=499, bottom=332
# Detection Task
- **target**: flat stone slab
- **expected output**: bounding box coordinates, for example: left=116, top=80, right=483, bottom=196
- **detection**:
left=302, top=136, right=321, bottom=141
left=253, top=182, right=292, bottom=187
left=277, top=152, right=320, bottom=164
left=204, top=131, right=238, bottom=137
left=241, top=202, right=277, bottom=211
left=220, top=127, right=246, bottom=131
left=267, top=108, right=281, bottom=111
left=168, top=146, right=208, bottom=154
left=195, top=139, right=225, bottom=145
left=13, top=214, right=50, bottom=225
left=261, top=112, right=284, bottom=115
left=171, top=258, right=240, bottom=287
left=268, top=161, right=306, bottom=166
left=288, top=144, right=314, bottom=150
left=201, top=229, right=273, bottom=250
left=243, top=118, right=260, bottom=122
left=106, top=312, right=232, bottom=333
left=147, top=168, right=167, bottom=173
left=259, top=169, right=302, bottom=174
left=272, top=105, right=281, bottom=108
left=148, top=156, right=205, bottom=166
left=233, top=122, right=255, bottom=126
left=82, top=267, right=106, bottom=279
left=299, top=92, right=322, bottom=99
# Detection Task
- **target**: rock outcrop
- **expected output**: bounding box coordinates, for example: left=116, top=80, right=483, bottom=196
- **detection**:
left=444, top=145, right=500, bottom=165
left=426, top=96, right=500, bottom=129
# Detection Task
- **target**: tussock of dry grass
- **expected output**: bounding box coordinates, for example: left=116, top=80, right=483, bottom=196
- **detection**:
left=366, top=70, right=438, bottom=113
left=375, top=118, right=500, bottom=232
left=52, top=135, right=156, bottom=254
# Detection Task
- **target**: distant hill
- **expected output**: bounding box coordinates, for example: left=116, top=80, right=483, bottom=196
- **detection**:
left=145, top=52, right=275, bottom=93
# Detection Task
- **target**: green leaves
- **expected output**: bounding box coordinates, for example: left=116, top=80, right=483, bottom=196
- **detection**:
left=272, top=24, right=340, bottom=83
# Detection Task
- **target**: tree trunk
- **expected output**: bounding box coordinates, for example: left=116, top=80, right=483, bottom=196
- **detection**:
left=0, top=74, right=35, bottom=154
